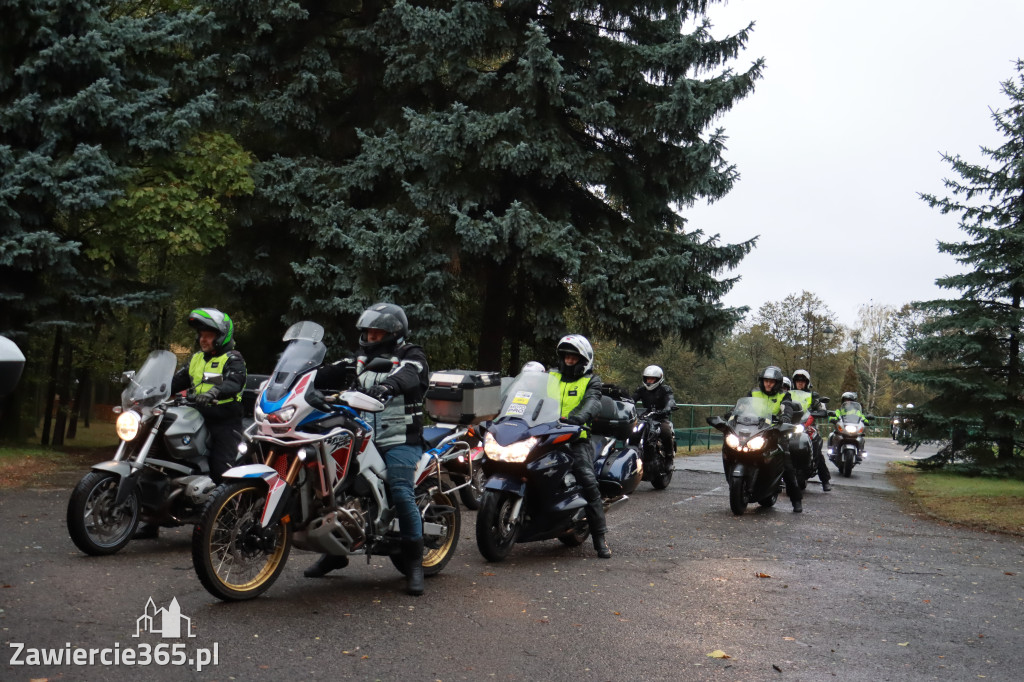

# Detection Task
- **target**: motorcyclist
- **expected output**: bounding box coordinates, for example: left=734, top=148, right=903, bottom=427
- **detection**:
left=631, top=365, right=676, bottom=458
left=747, top=365, right=803, bottom=513
left=304, top=303, right=430, bottom=596
left=828, top=391, right=869, bottom=456
left=552, top=335, right=611, bottom=559
left=136, top=308, right=246, bottom=539
left=791, top=369, right=832, bottom=491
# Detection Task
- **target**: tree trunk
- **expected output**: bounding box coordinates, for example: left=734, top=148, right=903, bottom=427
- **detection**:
left=476, top=262, right=512, bottom=372
left=66, top=370, right=88, bottom=439
left=52, top=338, right=73, bottom=446
left=40, top=328, right=62, bottom=446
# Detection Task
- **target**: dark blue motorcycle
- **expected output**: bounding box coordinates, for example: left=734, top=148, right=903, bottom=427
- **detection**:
left=474, top=372, right=641, bottom=562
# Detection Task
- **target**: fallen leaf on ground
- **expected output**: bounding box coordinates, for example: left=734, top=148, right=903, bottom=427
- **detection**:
left=783, top=637, right=795, bottom=641
left=898, top=642, right=909, bottom=647
left=756, top=572, right=771, bottom=578
left=707, top=650, right=731, bottom=659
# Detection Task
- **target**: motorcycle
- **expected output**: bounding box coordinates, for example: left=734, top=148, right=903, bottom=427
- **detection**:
left=706, top=396, right=796, bottom=515
left=787, top=391, right=828, bottom=490
left=629, top=406, right=678, bottom=490
left=66, top=350, right=251, bottom=555
left=474, top=371, right=642, bottom=562
left=190, top=321, right=463, bottom=601
left=827, top=399, right=868, bottom=477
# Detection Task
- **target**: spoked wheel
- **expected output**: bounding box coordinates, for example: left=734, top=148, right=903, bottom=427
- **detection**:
left=557, top=511, right=590, bottom=546
left=67, top=471, right=140, bottom=556
left=476, top=490, right=522, bottom=562
left=390, top=478, right=461, bottom=576
left=729, top=476, right=747, bottom=515
left=191, top=482, right=291, bottom=601
left=458, top=465, right=485, bottom=510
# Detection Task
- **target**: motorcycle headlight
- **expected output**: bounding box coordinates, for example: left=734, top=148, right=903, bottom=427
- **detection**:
left=115, top=411, right=142, bottom=442
left=792, top=424, right=804, bottom=435
left=483, top=432, right=537, bottom=463
left=725, top=434, right=740, bottom=449
left=746, top=436, right=766, bottom=451
left=843, top=424, right=862, bottom=434
left=267, top=406, right=296, bottom=424
left=254, top=402, right=266, bottom=422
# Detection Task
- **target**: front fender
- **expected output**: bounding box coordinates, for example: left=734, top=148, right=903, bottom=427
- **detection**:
left=90, top=461, right=137, bottom=505
left=223, top=463, right=287, bottom=528
left=482, top=472, right=526, bottom=497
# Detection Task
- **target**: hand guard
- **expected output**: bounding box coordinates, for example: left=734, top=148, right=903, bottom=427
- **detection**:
left=565, top=413, right=586, bottom=426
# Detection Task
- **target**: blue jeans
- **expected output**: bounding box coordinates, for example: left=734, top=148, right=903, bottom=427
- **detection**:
left=384, top=444, right=422, bottom=540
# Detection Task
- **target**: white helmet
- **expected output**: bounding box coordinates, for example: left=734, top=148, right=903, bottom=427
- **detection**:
left=792, top=368, right=811, bottom=390
left=556, top=335, right=594, bottom=380
left=782, top=377, right=792, bottom=391
left=521, top=361, right=546, bottom=373
left=641, top=365, right=664, bottom=391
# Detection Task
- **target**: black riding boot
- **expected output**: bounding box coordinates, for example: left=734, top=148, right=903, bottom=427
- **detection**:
left=592, top=532, right=612, bottom=559
left=303, top=553, right=349, bottom=578
left=402, top=538, right=425, bottom=596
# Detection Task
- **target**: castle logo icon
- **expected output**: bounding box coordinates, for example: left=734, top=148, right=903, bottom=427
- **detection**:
left=133, top=597, right=196, bottom=639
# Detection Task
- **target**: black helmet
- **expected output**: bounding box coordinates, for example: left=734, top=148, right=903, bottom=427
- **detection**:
left=757, top=366, right=785, bottom=395
left=556, top=334, right=594, bottom=380
left=792, top=369, right=811, bottom=390
left=641, top=365, right=665, bottom=391
left=187, top=308, right=235, bottom=354
left=356, top=302, right=409, bottom=358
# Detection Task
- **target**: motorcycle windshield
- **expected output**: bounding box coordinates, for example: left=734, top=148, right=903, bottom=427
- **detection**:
left=264, top=337, right=327, bottom=402
left=730, top=396, right=775, bottom=425
left=839, top=401, right=864, bottom=424
left=121, top=350, right=177, bottom=411
left=495, top=371, right=564, bottom=426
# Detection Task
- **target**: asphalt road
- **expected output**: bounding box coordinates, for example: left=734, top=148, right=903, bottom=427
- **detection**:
left=2, top=438, right=1022, bottom=681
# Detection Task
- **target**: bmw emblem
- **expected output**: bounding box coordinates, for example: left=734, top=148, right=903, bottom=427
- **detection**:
left=182, top=436, right=191, bottom=445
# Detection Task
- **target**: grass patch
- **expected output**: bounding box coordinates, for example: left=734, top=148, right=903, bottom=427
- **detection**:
left=888, top=461, right=1024, bottom=536
left=0, top=422, right=119, bottom=489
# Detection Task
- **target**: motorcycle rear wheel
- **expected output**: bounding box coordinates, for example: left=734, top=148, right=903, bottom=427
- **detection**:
left=192, top=482, right=291, bottom=601
left=458, top=466, right=485, bottom=510
left=476, top=490, right=521, bottom=562
left=557, top=512, right=590, bottom=546
left=729, top=476, right=747, bottom=515
left=66, top=471, right=140, bottom=556
left=390, top=478, right=461, bottom=576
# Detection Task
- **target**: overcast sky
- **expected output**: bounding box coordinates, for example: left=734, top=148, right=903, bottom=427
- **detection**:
left=684, top=0, right=1024, bottom=329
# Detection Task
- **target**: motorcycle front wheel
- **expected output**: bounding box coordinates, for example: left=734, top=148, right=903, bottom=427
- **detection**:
left=192, top=482, right=291, bottom=601
left=728, top=476, right=747, bottom=515
left=651, top=452, right=674, bottom=490
left=67, top=471, right=140, bottom=555
left=476, top=490, right=521, bottom=562
left=390, top=478, right=461, bottom=577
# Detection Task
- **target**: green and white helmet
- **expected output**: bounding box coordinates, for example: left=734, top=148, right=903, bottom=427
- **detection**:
left=187, top=308, right=235, bottom=354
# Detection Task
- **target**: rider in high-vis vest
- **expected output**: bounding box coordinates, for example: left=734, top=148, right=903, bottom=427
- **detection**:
left=748, top=365, right=803, bottom=513
left=136, top=308, right=246, bottom=540
left=792, top=369, right=832, bottom=491
left=551, top=334, right=612, bottom=559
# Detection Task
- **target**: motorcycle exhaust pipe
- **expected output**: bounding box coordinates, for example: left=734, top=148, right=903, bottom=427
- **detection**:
left=603, top=494, right=629, bottom=512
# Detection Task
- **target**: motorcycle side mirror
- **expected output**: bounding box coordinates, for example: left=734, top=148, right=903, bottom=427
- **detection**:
left=202, top=372, right=225, bottom=385
left=706, top=416, right=724, bottom=427
left=120, top=370, right=136, bottom=385
left=779, top=422, right=796, bottom=434
left=818, top=397, right=830, bottom=405
left=362, top=356, right=394, bottom=373
left=809, top=410, right=826, bottom=418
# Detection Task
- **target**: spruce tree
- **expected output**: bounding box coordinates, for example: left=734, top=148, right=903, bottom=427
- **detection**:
left=203, top=0, right=761, bottom=371
left=906, top=60, right=1024, bottom=464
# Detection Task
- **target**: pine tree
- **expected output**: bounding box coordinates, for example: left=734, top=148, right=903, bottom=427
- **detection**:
left=202, top=0, right=761, bottom=371
left=906, top=59, right=1024, bottom=464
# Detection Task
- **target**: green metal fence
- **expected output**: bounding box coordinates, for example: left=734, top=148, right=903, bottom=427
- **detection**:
left=673, top=403, right=732, bottom=452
